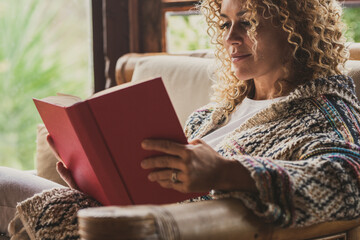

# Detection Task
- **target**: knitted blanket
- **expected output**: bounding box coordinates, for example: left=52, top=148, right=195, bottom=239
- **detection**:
left=11, top=188, right=100, bottom=240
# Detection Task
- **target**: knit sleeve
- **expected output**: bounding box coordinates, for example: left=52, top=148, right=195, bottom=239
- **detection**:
left=184, top=102, right=223, bottom=141
left=212, top=145, right=360, bottom=227
left=211, top=95, right=360, bottom=227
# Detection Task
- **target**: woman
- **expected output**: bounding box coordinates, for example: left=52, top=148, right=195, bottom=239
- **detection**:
left=4, top=0, right=360, bottom=237
left=139, top=0, right=360, bottom=227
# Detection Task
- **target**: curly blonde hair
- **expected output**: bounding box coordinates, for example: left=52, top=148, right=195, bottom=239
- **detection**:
left=200, top=0, right=349, bottom=116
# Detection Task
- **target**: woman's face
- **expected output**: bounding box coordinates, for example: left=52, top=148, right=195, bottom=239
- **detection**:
left=220, top=0, right=289, bottom=83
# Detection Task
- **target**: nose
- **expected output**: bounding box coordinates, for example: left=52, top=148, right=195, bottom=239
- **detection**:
left=224, top=25, right=243, bottom=46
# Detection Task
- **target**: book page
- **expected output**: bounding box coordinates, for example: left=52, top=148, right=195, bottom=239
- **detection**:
left=39, top=94, right=82, bottom=107
left=89, top=81, right=140, bottom=99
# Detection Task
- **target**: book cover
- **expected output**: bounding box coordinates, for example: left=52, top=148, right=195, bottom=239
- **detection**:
left=34, top=77, right=202, bottom=206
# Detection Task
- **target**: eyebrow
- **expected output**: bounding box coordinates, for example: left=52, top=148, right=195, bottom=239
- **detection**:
left=220, top=10, right=248, bottom=18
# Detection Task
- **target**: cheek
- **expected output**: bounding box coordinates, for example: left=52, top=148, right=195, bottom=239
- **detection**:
left=232, top=62, right=256, bottom=81
left=257, top=30, right=288, bottom=59
left=223, top=41, right=231, bottom=55
left=255, top=40, right=285, bottom=66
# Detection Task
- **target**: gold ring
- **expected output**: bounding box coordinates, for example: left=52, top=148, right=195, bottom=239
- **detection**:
left=171, top=170, right=179, bottom=183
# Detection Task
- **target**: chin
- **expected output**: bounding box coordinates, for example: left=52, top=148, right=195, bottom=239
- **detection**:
left=233, top=72, right=253, bottom=82
left=231, top=66, right=254, bottom=81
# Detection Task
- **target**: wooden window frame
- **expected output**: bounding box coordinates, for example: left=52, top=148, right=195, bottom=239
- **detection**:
left=91, top=0, right=198, bottom=92
left=91, top=0, right=360, bottom=92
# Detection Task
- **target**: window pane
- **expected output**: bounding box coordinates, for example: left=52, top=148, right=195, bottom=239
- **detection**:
left=343, top=6, right=360, bottom=42
left=166, top=12, right=215, bottom=52
left=0, top=0, right=91, bottom=169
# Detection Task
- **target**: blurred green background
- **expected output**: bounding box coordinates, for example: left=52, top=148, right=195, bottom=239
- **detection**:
left=0, top=1, right=359, bottom=170
left=0, top=0, right=91, bottom=169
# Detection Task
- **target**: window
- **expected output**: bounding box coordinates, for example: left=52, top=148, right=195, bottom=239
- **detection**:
left=343, top=6, right=360, bottom=42
left=0, top=0, right=91, bottom=169
left=166, top=11, right=214, bottom=52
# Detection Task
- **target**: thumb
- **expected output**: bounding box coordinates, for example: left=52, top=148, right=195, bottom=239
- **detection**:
left=189, top=139, right=206, bottom=145
left=46, top=134, right=61, bottom=160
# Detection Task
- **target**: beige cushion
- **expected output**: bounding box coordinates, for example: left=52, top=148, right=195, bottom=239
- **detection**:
left=131, top=56, right=215, bottom=127
left=35, top=124, right=66, bottom=186
left=0, top=167, right=62, bottom=236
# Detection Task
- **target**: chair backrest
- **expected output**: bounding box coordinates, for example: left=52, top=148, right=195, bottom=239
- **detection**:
left=115, top=44, right=360, bottom=127
left=130, top=55, right=214, bottom=127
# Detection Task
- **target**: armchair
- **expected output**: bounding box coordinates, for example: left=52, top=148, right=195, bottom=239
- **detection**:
left=76, top=43, right=360, bottom=240
left=4, top=44, right=359, bottom=240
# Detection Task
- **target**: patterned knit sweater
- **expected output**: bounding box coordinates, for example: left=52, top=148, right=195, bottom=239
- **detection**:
left=184, top=75, right=360, bottom=228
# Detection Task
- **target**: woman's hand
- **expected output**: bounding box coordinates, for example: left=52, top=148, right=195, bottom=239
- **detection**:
left=141, top=139, right=256, bottom=193
left=47, top=135, right=79, bottom=190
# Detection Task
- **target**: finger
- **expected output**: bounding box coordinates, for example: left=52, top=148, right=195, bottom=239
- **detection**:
left=189, top=139, right=215, bottom=152
left=148, top=169, right=186, bottom=182
left=141, top=139, right=186, bottom=157
left=148, top=169, right=173, bottom=182
left=141, top=155, right=184, bottom=170
left=157, top=180, right=174, bottom=189
left=56, top=161, right=78, bottom=190
left=46, top=135, right=61, bottom=160
left=157, top=180, right=189, bottom=193
left=189, top=138, right=206, bottom=145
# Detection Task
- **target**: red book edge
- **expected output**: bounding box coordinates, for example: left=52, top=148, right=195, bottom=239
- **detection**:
left=33, top=99, right=132, bottom=205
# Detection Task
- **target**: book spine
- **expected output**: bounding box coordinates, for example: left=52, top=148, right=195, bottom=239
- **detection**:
left=66, top=103, right=132, bottom=205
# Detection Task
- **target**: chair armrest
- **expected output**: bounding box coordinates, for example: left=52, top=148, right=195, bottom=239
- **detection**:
left=115, top=51, right=214, bottom=85
left=349, top=42, right=360, bottom=61
left=77, top=199, right=360, bottom=240
left=115, top=52, right=169, bottom=85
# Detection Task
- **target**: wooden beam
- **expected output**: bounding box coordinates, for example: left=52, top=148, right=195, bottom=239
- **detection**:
left=162, top=1, right=198, bottom=8
left=91, top=0, right=106, bottom=92
left=103, top=0, right=130, bottom=88
left=162, top=0, right=196, bottom=2
left=138, top=0, right=163, bottom=52
left=129, top=0, right=140, bottom=52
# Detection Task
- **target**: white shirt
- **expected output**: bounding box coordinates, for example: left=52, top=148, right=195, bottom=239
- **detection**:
left=202, top=97, right=286, bottom=149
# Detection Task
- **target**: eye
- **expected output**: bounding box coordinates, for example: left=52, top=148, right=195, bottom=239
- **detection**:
left=240, top=21, right=251, bottom=27
left=220, top=21, right=231, bottom=30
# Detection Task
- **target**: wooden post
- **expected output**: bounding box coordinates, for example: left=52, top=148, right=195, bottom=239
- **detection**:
left=103, top=0, right=130, bottom=88
left=91, top=0, right=106, bottom=92
left=138, top=0, right=163, bottom=53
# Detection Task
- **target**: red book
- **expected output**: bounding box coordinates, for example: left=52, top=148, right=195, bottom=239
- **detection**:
left=33, top=78, right=202, bottom=206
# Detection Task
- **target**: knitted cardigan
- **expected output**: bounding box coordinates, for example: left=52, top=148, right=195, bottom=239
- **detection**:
left=184, top=75, right=360, bottom=228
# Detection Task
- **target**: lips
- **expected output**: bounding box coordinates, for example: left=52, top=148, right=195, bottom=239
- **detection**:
left=231, top=53, right=252, bottom=62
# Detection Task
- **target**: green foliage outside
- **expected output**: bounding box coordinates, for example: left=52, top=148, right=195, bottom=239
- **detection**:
left=167, top=14, right=214, bottom=52
left=343, top=7, right=360, bottom=42
left=0, top=0, right=91, bottom=170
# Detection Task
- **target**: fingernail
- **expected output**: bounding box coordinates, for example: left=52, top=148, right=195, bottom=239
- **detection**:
left=148, top=174, right=154, bottom=181
left=141, top=140, right=148, bottom=148
left=140, top=160, right=147, bottom=168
